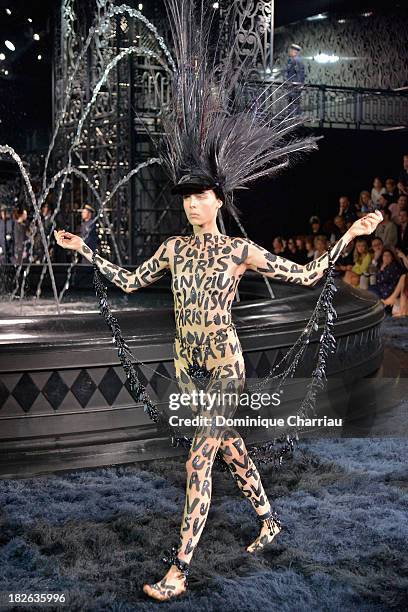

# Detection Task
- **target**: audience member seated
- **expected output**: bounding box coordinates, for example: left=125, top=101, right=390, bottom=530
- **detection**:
left=343, top=238, right=372, bottom=287
left=381, top=248, right=408, bottom=317
left=374, top=208, right=398, bottom=248
left=334, top=240, right=355, bottom=277
left=396, top=209, right=408, bottom=254
left=389, top=194, right=408, bottom=224
left=285, top=237, right=307, bottom=264
left=368, top=248, right=404, bottom=302
left=384, top=178, right=399, bottom=203
left=308, top=215, right=330, bottom=239
left=329, top=215, right=348, bottom=243
left=371, top=177, right=386, bottom=207
left=272, top=236, right=290, bottom=257
left=355, top=190, right=374, bottom=217
left=305, top=236, right=315, bottom=261
left=397, top=153, right=408, bottom=196
left=377, top=193, right=390, bottom=213
left=337, top=195, right=357, bottom=225
left=370, top=236, right=384, bottom=267
left=313, top=234, right=329, bottom=261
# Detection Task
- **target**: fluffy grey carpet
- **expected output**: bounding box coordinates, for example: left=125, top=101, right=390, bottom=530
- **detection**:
left=1, top=314, right=407, bottom=611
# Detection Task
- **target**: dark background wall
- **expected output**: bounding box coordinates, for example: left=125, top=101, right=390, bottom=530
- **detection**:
left=233, top=128, right=407, bottom=247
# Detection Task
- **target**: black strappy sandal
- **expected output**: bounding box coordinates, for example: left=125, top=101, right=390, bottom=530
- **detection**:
left=143, top=545, right=190, bottom=602
left=247, top=508, right=286, bottom=552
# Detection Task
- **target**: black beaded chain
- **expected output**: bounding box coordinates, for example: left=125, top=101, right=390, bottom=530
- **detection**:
left=92, top=245, right=337, bottom=471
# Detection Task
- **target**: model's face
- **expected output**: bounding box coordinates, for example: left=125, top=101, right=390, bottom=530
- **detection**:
left=183, top=189, right=221, bottom=226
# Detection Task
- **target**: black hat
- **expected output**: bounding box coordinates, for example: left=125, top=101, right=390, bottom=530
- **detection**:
left=171, top=173, right=221, bottom=196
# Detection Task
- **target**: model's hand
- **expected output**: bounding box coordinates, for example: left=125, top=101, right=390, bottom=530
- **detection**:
left=349, top=211, right=383, bottom=238
left=54, top=229, right=83, bottom=252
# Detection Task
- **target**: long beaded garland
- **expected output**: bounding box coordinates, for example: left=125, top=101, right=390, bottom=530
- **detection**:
left=92, top=246, right=337, bottom=471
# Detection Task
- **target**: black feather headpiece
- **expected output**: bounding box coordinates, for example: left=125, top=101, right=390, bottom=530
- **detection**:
left=150, top=1, right=320, bottom=219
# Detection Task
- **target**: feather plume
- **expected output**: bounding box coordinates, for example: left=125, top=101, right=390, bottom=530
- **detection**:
left=146, top=0, right=320, bottom=218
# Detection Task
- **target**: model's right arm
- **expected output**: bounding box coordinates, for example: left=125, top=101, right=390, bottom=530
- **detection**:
left=79, top=237, right=176, bottom=293
left=54, top=229, right=175, bottom=294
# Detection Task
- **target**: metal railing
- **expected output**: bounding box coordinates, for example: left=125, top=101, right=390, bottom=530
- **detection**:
left=244, top=80, right=408, bottom=130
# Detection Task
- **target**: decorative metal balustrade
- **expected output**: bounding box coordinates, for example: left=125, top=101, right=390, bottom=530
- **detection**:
left=244, top=81, right=408, bottom=130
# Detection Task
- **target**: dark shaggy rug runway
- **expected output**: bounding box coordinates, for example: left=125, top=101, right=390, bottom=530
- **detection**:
left=1, top=314, right=407, bottom=612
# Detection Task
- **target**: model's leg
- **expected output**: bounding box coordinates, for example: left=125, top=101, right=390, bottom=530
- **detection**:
left=382, top=273, right=406, bottom=306
left=219, top=428, right=282, bottom=552
left=143, top=353, right=226, bottom=601
left=400, top=279, right=408, bottom=315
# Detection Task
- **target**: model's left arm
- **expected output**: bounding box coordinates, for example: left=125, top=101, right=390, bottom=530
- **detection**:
left=243, top=211, right=383, bottom=287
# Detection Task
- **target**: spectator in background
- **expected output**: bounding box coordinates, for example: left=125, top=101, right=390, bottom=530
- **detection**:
left=284, top=43, right=305, bottom=85
left=355, top=190, right=374, bottom=217
left=308, top=215, right=329, bottom=239
left=389, top=194, right=408, bottom=224
left=375, top=208, right=398, bottom=248
left=338, top=195, right=357, bottom=225
left=0, top=203, right=14, bottom=264
left=33, top=203, right=54, bottom=263
left=294, top=235, right=308, bottom=264
left=334, top=239, right=355, bottom=277
left=381, top=248, right=408, bottom=316
left=384, top=178, right=398, bottom=203
left=370, top=236, right=384, bottom=266
left=397, top=154, right=408, bottom=196
left=371, top=177, right=386, bottom=207
left=313, top=234, right=328, bottom=260
left=284, top=43, right=305, bottom=116
left=396, top=209, right=408, bottom=254
left=329, top=215, right=348, bottom=243
left=286, top=237, right=306, bottom=264
left=12, top=208, right=28, bottom=265
left=304, top=236, right=315, bottom=261
left=78, top=203, right=98, bottom=260
left=272, top=236, right=289, bottom=257
left=343, top=238, right=372, bottom=287
left=377, top=193, right=390, bottom=213
left=368, top=248, right=404, bottom=301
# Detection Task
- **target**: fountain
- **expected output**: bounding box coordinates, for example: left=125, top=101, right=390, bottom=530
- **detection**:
left=0, top=1, right=384, bottom=478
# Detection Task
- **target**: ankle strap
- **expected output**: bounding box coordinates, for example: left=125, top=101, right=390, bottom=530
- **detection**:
left=162, top=545, right=190, bottom=577
left=258, top=508, right=281, bottom=526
